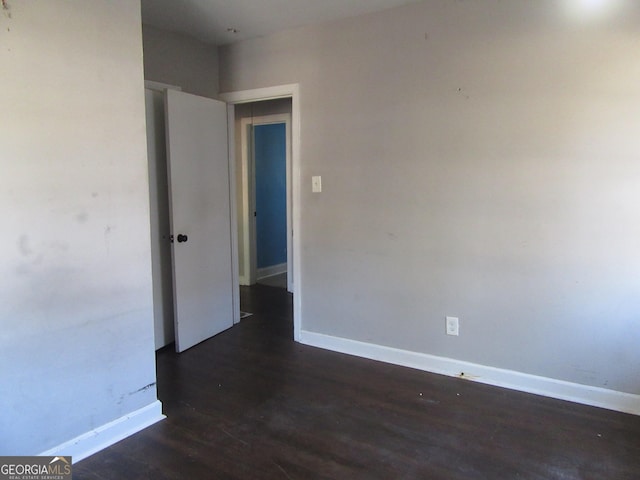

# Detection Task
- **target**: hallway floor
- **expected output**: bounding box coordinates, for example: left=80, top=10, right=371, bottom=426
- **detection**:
left=256, top=272, right=287, bottom=289
left=75, top=284, right=640, bottom=479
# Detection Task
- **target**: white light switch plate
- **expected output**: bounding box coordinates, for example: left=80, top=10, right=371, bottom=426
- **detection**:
left=446, top=316, right=459, bottom=336
left=312, top=175, right=322, bottom=193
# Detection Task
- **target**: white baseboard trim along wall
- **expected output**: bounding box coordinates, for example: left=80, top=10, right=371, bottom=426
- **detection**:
left=39, top=401, right=165, bottom=463
left=299, top=331, right=640, bottom=416
left=257, top=263, right=287, bottom=280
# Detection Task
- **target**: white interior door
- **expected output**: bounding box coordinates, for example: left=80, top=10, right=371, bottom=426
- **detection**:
left=165, top=89, right=234, bottom=352
left=145, top=88, right=175, bottom=350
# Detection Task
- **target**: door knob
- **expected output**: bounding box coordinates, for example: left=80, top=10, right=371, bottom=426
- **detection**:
left=177, top=234, right=188, bottom=243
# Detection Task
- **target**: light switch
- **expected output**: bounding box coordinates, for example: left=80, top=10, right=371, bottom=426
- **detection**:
left=312, top=175, right=322, bottom=193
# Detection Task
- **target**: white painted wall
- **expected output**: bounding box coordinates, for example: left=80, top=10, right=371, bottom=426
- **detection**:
left=0, top=1, right=159, bottom=454
left=142, top=24, right=219, bottom=98
left=219, top=0, right=640, bottom=395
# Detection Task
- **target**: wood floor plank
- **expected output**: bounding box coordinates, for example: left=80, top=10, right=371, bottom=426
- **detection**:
left=75, top=284, right=640, bottom=479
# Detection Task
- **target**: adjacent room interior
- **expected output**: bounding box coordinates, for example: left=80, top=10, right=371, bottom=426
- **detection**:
left=2, top=0, right=639, bottom=478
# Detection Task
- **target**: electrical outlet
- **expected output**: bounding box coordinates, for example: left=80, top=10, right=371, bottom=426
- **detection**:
left=446, top=316, right=459, bottom=336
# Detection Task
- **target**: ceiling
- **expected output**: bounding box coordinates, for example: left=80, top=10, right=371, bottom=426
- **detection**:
left=141, top=0, right=423, bottom=46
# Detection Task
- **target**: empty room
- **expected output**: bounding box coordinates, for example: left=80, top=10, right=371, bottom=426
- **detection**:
left=2, top=1, right=639, bottom=478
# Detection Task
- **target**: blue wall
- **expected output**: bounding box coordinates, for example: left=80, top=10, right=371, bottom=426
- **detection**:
left=254, top=123, right=287, bottom=269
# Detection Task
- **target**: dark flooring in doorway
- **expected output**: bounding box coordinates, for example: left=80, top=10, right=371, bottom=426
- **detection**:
left=75, top=284, right=640, bottom=479
left=256, top=272, right=287, bottom=289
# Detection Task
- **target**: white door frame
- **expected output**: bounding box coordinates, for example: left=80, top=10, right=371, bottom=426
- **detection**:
left=240, top=113, right=292, bottom=291
left=144, top=81, right=181, bottom=350
left=220, top=84, right=302, bottom=342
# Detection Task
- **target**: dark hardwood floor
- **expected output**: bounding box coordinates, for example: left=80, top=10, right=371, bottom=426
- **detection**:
left=76, top=284, right=640, bottom=479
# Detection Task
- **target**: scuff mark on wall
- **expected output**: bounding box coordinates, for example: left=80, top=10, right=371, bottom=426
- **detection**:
left=2, top=0, right=11, bottom=19
left=456, top=87, right=470, bottom=100
left=129, top=382, right=156, bottom=396
left=117, top=383, right=157, bottom=405
left=103, top=225, right=115, bottom=255
left=18, top=235, right=32, bottom=256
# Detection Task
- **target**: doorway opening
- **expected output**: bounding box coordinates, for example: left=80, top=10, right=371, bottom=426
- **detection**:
left=222, top=84, right=302, bottom=341
left=145, top=84, right=301, bottom=350
left=237, top=107, right=292, bottom=292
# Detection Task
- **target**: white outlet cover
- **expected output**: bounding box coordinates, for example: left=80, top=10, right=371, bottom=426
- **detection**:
left=312, top=175, right=322, bottom=193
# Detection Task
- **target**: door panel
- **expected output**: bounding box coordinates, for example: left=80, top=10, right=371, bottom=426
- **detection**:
left=165, top=90, right=233, bottom=352
left=145, top=88, right=175, bottom=350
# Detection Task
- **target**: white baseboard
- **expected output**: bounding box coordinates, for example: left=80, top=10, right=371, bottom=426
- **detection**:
left=257, top=263, right=287, bottom=280
left=299, top=330, right=640, bottom=416
left=39, top=400, right=165, bottom=463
